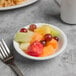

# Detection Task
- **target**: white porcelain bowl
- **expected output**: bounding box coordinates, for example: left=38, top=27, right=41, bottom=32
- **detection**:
left=13, top=23, right=67, bottom=60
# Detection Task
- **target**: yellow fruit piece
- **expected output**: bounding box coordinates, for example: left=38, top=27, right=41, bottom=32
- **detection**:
left=20, top=43, right=30, bottom=51
left=34, top=25, right=51, bottom=35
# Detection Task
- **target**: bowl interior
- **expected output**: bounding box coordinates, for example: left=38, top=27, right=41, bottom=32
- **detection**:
left=13, top=23, right=67, bottom=60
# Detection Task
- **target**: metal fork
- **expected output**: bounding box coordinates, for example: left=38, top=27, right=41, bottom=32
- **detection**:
left=0, top=39, right=23, bottom=76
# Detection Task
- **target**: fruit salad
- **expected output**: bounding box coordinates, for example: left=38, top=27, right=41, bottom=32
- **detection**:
left=14, top=24, right=60, bottom=57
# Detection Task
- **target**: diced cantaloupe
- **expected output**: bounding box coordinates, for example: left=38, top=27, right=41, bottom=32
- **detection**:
left=47, top=39, right=58, bottom=49
left=30, top=33, right=43, bottom=43
left=39, top=45, right=56, bottom=57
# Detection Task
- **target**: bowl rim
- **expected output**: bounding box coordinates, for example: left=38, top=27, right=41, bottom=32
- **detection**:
left=13, top=23, right=67, bottom=60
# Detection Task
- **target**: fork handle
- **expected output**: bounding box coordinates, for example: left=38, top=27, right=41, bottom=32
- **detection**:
left=9, top=63, right=23, bottom=76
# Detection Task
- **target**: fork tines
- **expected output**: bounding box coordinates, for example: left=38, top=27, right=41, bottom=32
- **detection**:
left=0, top=39, right=23, bottom=76
left=0, top=39, right=10, bottom=60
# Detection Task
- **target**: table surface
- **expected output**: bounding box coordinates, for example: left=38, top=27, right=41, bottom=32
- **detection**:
left=0, top=0, right=76, bottom=76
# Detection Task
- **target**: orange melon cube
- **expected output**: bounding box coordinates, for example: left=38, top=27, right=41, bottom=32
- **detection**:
left=39, top=45, right=56, bottom=57
left=47, top=39, right=58, bottom=49
left=31, top=33, right=43, bottom=43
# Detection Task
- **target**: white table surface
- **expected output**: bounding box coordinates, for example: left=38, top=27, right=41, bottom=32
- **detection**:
left=0, top=0, right=76, bottom=76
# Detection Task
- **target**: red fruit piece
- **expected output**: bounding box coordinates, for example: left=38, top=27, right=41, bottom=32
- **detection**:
left=29, top=24, right=37, bottom=31
left=53, top=36, right=59, bottom=41
left=26, top=41, right=43, bottom=57
left=20, top=28, right=28, bottom=33
left=40, top=40, right=46, bottom=46
left=44, top=34, right=52, bottom=41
